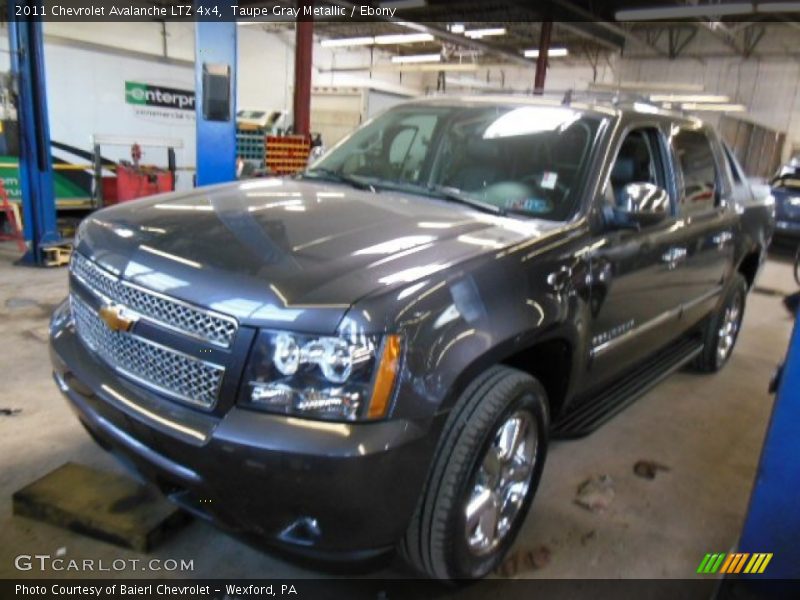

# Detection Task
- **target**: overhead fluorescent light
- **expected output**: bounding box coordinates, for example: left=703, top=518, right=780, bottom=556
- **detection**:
left=650, top=94, right=730, bottom=103
left=616, top=3, right=753, bottom=20
left=756, top=2, right=800, bottom=12
left=590, top=81, right=705, bottom=92
left=320, top=36, right=375, bottom=47
left=445, top=75, right=497, bottom=89
left=449, top=23, right=465, bottom=34
left=375, top=62, right=478, bottom=72
left=378, top=0, right=427, bottom=8
left=391, top=53, right=441, bottom=64
left=681, top=102, right=746, bottom=112
left=375, top=33, right=435, bottom=44
left=464, top=27, right=506, bottom=39
left=523, top=47, right=569, bottom=58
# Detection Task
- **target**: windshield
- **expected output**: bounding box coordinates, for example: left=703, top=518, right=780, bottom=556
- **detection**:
left=309, top=102, right=605, bottom=221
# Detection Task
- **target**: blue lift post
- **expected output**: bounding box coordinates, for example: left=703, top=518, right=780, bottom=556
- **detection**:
left=194, top=2, right=237, bottom=186
left=732, top=303, right=800, bottom=582
left=8, top=3, right=60, bottom=265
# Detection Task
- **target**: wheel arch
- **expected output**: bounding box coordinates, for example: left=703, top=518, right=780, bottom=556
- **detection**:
left=737, top=247, right=762, bottom=290
left=438, top=328, right=577, bottom=422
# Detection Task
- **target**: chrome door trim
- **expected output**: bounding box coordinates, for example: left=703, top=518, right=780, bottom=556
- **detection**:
left=590, top=285, right=722, bottom=358
left=682, top=285, right=723, bottom=313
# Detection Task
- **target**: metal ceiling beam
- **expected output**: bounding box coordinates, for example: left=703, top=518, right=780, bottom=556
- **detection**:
left=552, top=21, right=623, bottom=51
left=701, top=21, right=744, bottom=55
left=777, top=16, right=800, bottom=32
left=322, top=0, right=536, bottom=68
left=667, top=25, right=697, bottom=58
left=701, top=21, right=766, bottom=58
left=551, top=0, right=670, bottom=57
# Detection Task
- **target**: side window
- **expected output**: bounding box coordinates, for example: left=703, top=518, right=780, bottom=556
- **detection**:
left=606, top=127, right=668, bottom=208
left=673, top=129, right=718, bottom=216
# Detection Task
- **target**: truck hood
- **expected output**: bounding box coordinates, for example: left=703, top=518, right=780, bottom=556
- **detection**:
left=78, top=178, right=561, bottom=333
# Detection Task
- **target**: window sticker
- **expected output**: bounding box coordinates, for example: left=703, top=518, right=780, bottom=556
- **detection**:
left=541, top=172, right=558, bottom=189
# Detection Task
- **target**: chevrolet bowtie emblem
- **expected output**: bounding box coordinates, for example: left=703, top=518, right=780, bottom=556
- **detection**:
left=98, top=304, right=137, bottom=333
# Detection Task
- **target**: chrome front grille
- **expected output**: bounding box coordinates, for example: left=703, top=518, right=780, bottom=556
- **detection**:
left=70, top=252, right=237, bottom=348
left=71, top=294, right=224, bottom=409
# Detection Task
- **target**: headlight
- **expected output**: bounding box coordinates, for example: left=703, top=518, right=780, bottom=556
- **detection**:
left=239, top=330, right=401, bottom=422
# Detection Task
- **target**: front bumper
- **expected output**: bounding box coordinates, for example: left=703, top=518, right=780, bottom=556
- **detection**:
left=50, top=313, right=440, bottom=560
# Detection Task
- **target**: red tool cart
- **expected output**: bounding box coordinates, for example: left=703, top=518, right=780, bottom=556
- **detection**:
left=91, top=135, right=181, bottom=206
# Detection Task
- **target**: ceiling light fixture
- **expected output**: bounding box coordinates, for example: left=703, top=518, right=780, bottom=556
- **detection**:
left=681, top=102, right=746, bottom=112
left=464, top=27, right=507, bottom=38
left=756, top=2, right=800, bottom=12
left=523, top=47, right=569, bottom=58
left=320, top=36, right=375, bottom=47
left=650, top=94, right=730, bottom=103
left=378, top=0, right=427, bottom=9
left=374, top=33, right=435, bottom=44
left=616, top=3, right=754, bottom=20
left=391, top=53, right=442, bottom=64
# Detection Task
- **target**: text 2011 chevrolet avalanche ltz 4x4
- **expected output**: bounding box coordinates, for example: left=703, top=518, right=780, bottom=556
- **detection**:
left=50, top=97, right=774, bottom=579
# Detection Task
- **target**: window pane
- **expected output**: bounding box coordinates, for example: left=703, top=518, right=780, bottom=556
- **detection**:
left=674, top=130, right=718, bottom=215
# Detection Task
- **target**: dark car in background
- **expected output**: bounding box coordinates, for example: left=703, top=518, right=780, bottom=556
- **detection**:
left=772, top=158, right=800, bottom=241
left=50, top=97, right=774, bottom=580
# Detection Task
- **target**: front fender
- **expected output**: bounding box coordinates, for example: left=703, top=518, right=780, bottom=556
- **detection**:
left=341, top=233, right=593, bottom=421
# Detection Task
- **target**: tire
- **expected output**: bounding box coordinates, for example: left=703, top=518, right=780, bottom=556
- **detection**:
left=399, top=365, right=549, bottom=580
left=693, top=273, right=747, bottom=373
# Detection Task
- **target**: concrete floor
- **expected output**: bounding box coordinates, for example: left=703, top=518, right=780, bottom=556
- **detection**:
left=0, top=240, right=795, bottom=580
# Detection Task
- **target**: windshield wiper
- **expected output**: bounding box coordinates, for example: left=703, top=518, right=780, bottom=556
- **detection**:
left=299, top=168, right=376, bottom=192
left=427, top=185, right=506, bottom=216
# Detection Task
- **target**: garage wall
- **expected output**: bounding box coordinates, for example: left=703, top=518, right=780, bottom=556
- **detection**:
left=436, top=60, right=616, bottom=94
left=38, top=22, right=425, bottom=108
left=0, top=22, right=426, bottom=186
left=615, top=25, right=800, bottom=164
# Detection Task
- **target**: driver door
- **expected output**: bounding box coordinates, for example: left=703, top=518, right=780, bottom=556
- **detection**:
left=583, top=125, right=685, bottom=390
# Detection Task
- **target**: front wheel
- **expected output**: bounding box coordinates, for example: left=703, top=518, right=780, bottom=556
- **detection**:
left=399, top=366, right=549, bottom=580
left=693, top=273, right=747, bottom=372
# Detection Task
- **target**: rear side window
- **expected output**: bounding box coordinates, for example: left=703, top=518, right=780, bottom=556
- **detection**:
left=673, top=129, right=718, bottom=216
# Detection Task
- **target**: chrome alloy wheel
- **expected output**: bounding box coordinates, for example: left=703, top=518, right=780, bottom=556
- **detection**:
left=464, top=410, right=537, bottom=556
left=716, top=293, right=742, bottom=367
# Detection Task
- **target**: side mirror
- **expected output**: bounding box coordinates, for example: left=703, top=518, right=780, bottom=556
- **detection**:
left=609, top=182, right=670, bottom=229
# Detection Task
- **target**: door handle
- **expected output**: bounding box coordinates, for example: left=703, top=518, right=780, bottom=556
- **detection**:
left=662, top=247, right=688, bottom=269
left=712, top=231, right=733, bottom=247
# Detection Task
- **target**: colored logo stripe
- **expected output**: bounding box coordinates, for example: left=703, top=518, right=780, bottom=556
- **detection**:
left=697, top=553, right=726, bottom=573
left=697, top=552, right=773, bottom=574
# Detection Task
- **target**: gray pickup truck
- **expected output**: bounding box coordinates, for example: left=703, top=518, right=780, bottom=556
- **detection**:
left=50, top=97, right=774, bottom=579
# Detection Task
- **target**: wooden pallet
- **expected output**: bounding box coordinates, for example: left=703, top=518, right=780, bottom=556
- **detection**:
left=41, top=241, right=73, bottom=267
left=13, top=462, right=190, bottom=552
